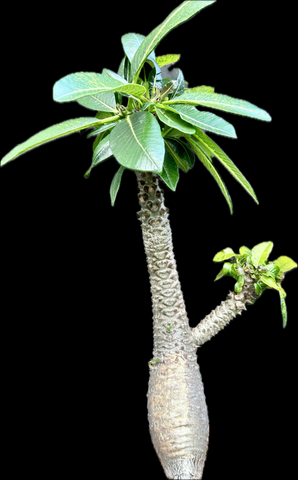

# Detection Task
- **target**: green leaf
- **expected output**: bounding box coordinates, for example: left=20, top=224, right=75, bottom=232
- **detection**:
left=53, top=72, right=146, bottom=103
left=84, top=134, right=113, bottom=178
left=164, top=91, right=271, bottom=121
left=92, top=130, right=110, bottom=152
left=110, top=166, right=125, bottom=205
left=213, top=248, right=235, bottom=262
left=279, top=292, right=287, bottom=328
left=251, top=241, right=273, bottom=266
left=273, top=256, right=297, bottom=273
left=1, top=117, right=111, bottom=167
left=77, top=91, right=117, bottom=112
left=263, top=263, right=280, bottom=277
left=86, top=121, right=119, bottom=138
left=169, top=69, right=185, bottom=99
left=102, top=68, right=127, bottom=84
left=214, top=268, right=225, bottom=281
left=164, top=138, right=190, bottom=173
left=260, top=275, right=286, bottom=296
left=109, top=111, right=164, bottom=172
left=160, top=81, right=177, bottom=100
left=162, top=125, right=187, bottom=139
left=95, top=112, right=114, bottom=121
left=155, top=106, right=196, bottom=135
left=170, top=104, right=237, bottom=138
left=184, top=85, right=215, bottom=94
left=234, top=274, right=244, bottom=293
left=239, top=246, right=251, bottom=255
left=148, top=65, right=163, bottom=92
left=121, top=33, right=152, bottom=63
left=156, top=54, right=181, bottom=68
left=174, top=139, right=195, bottom=168
left=141, top=102, right=155, bottom=111
left=131, top=1, right=215, bottom=81
left=193, top=129, right=258, bottom=204
left=159, top=150, right=179, bottom=191
left=187, top=136, right=233, bottom=214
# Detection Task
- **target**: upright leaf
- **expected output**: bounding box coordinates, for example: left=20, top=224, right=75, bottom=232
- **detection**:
left=251, top=241, right=274, bottom=266
left=170, top=104, right=237, bottom=138
left=156, top=54, right=181, bottom=68
left=168, top=69, right=185, bottom=99
left=187, top=136, right=233, bottom=214
left=164, top=91, right=272, bottom=121
left=273, top=256, right=297, bottom=273
left=239, top=246, right=251, bottom=255
left=1, top=117, right=110, bottom=167
left=109, top=111, right=164, bottom=172
left=110, top=166, right=125, bottom=205
left=155, top=107, right=196, bottom=135
left=159, top=150, right=179, bottom=191
left=194, top=129, right=258, bottom=204
left=213, top=248, right=235, bottom=262
left=131, top=1, right=216, bottom=81
left=53, top=72, right=146, bottom=103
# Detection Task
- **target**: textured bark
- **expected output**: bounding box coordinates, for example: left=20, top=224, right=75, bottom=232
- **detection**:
left=136, top=172, right=209, bottom=479
left=191, top=270, right=256, bottom=347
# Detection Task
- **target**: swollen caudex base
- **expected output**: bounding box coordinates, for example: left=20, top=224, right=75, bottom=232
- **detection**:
left=136, top=172, right=209, bottom=479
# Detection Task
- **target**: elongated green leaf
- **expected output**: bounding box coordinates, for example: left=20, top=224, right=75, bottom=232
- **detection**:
left=164, top=138, right=190, bottom=172
left=213, top=248, right=235, bottom=262
left=187, top=137, right=233, bottom=214
left=174, top=139, right=195, bottom=168
left=1, top=117, right=113, bottom=167
left=102, top=68, right=127, bottom=84
left=77, top=91, right=117, bottom=112
left=160, top=81, right=177, bottom=100
left=156, top=54, right=181, bottom=68
left=164, top=91, right=271, bottom=121
left=170, top=104, right=237, bottom=138
left=109, top=111, right=164, bottom=172
left=260, top=275, right=286, bottom=296
left=184, top=85, right=215, bottom=94
left=53, top=72, right=146, bottom=103
left=117, top=56, right=130, bottom=103
left=169, top=69, right=185, bottom=99
left=273, top=256, right=297, bottom=273
left=92, top=130, right=110, bottom=152
left=86, top=121, right=119, bottom=138
left=84, top=134, right=113, bottom=178
left=141, top=102, right=155, bottom=111
left=148, top=65, right=163, bottom=91
left=159, top=150, right=179, bottom=191
left=192, top=135, right=214, bottom=160
left=121, top=33, right=155, bottom=63
left=194, top=129, right=258, bottom=204
left=251, top=241, right=273, bottom=266
left=155, top=106, right=195, bottom=134
left=110, top=166, right=125, bottom=205
left=162, top=125, right=186, bottom=139
left=279, top=292, right=287, bottom=328
left=214, top=268, right=225, bottom=281
left=239, top=246, right=251, bottom=255
left=131, top=1, right=215, bottom=81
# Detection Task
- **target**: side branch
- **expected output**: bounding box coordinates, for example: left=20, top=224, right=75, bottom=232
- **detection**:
left=191, top=270, right=256, bottom=347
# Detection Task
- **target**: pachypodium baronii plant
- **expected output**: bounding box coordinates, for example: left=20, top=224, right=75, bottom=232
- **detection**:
left=1, top=1, right=295, bottom=479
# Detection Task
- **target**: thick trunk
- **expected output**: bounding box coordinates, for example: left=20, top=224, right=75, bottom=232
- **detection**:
left=136, top=172, right=209, bottom=479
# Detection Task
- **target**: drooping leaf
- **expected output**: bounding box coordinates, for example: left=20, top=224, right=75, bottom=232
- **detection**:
left=164, top=91, right=271, bottom=121
left=254, top=280, right=267, bottom=295
left=86, top=121, right=119, bottom=138
left=184, top=85, right=215, bottom=94
left=164, top=138, right=190, bottom=172
left=109, top=111, right=164, bottom=172
left=168, top=68, right=185, bottom=99
left=194, top=129, right=258, bottom=204
left=155, top=106, right=196, bottom=135
left=213, top=248, right=235, bottom=262
left=131, top=1, right=215, bottom=81
left=1, top=117, right=112, bottom=167
left=239, top=246, right=251, bottom=255
left=187, top=136, right=233, bottom=214
left=84, top=134, right=113, bottom=178
left=159, top=150, right=179, bottom=191
left=53, top=72, right=146, bottom=103
left=92, top=130, right=110, bottom=152
left=174, top=139, right=195, bottom=168
left=156, top=54, right=181, bottom=68
left=77, top=91, right=117, bottom=112
left=279, top=292, right=287, bottom=328
left=162, top=125, right=187, bottom=139
left=170, top=104, right=237, bottom=138
left=260, top=275, right=286, bottom=296
left=273, top=256, right=297, bottom=273
left=251, top=241, right=274, bottom=266
left=110, top=166, right=125, bottom=205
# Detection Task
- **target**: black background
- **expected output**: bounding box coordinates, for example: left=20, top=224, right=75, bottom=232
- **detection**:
left=1, top=1, right=296, bottom=478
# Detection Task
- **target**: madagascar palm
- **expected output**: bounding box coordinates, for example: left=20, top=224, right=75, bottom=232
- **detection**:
left=1, top=1, right=296, bottom=479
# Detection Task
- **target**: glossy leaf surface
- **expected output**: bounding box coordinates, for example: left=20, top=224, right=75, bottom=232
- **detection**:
left=131, top=1, right=215, bottom=81
left=86, top=122, right=119, bottom=138
left=156, top=54, right=181, bottom=67
left=84, top=135, right=113, bottom=178
left=159, top=150, right=179, bottom=191
left=171, top=104, right=237, bottom=138
left=164, top=138, right=190, bottom=172
left=110, top=166, right=125, bottom=205
left=77, top=91, right=117, bottom=112
left=260, top=275, right=286, bottom=296
left=1, top=117, right=107, bottom=167
left=165, top=91, right=271, bottom=121
left=273, top=256, right=297, bottom=273
left=193, top=129, right=258, bottom=204
left=155, top=107, right=196, bottom=134
left=53, top=72, right=146, bottom=102
left=169, top=68, right=185, bottom=99
left=251, top=241, right=273, bottom=266
left=213, top=247, right=235, bottom=262
left=109, top=111, right=164, bottom=172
